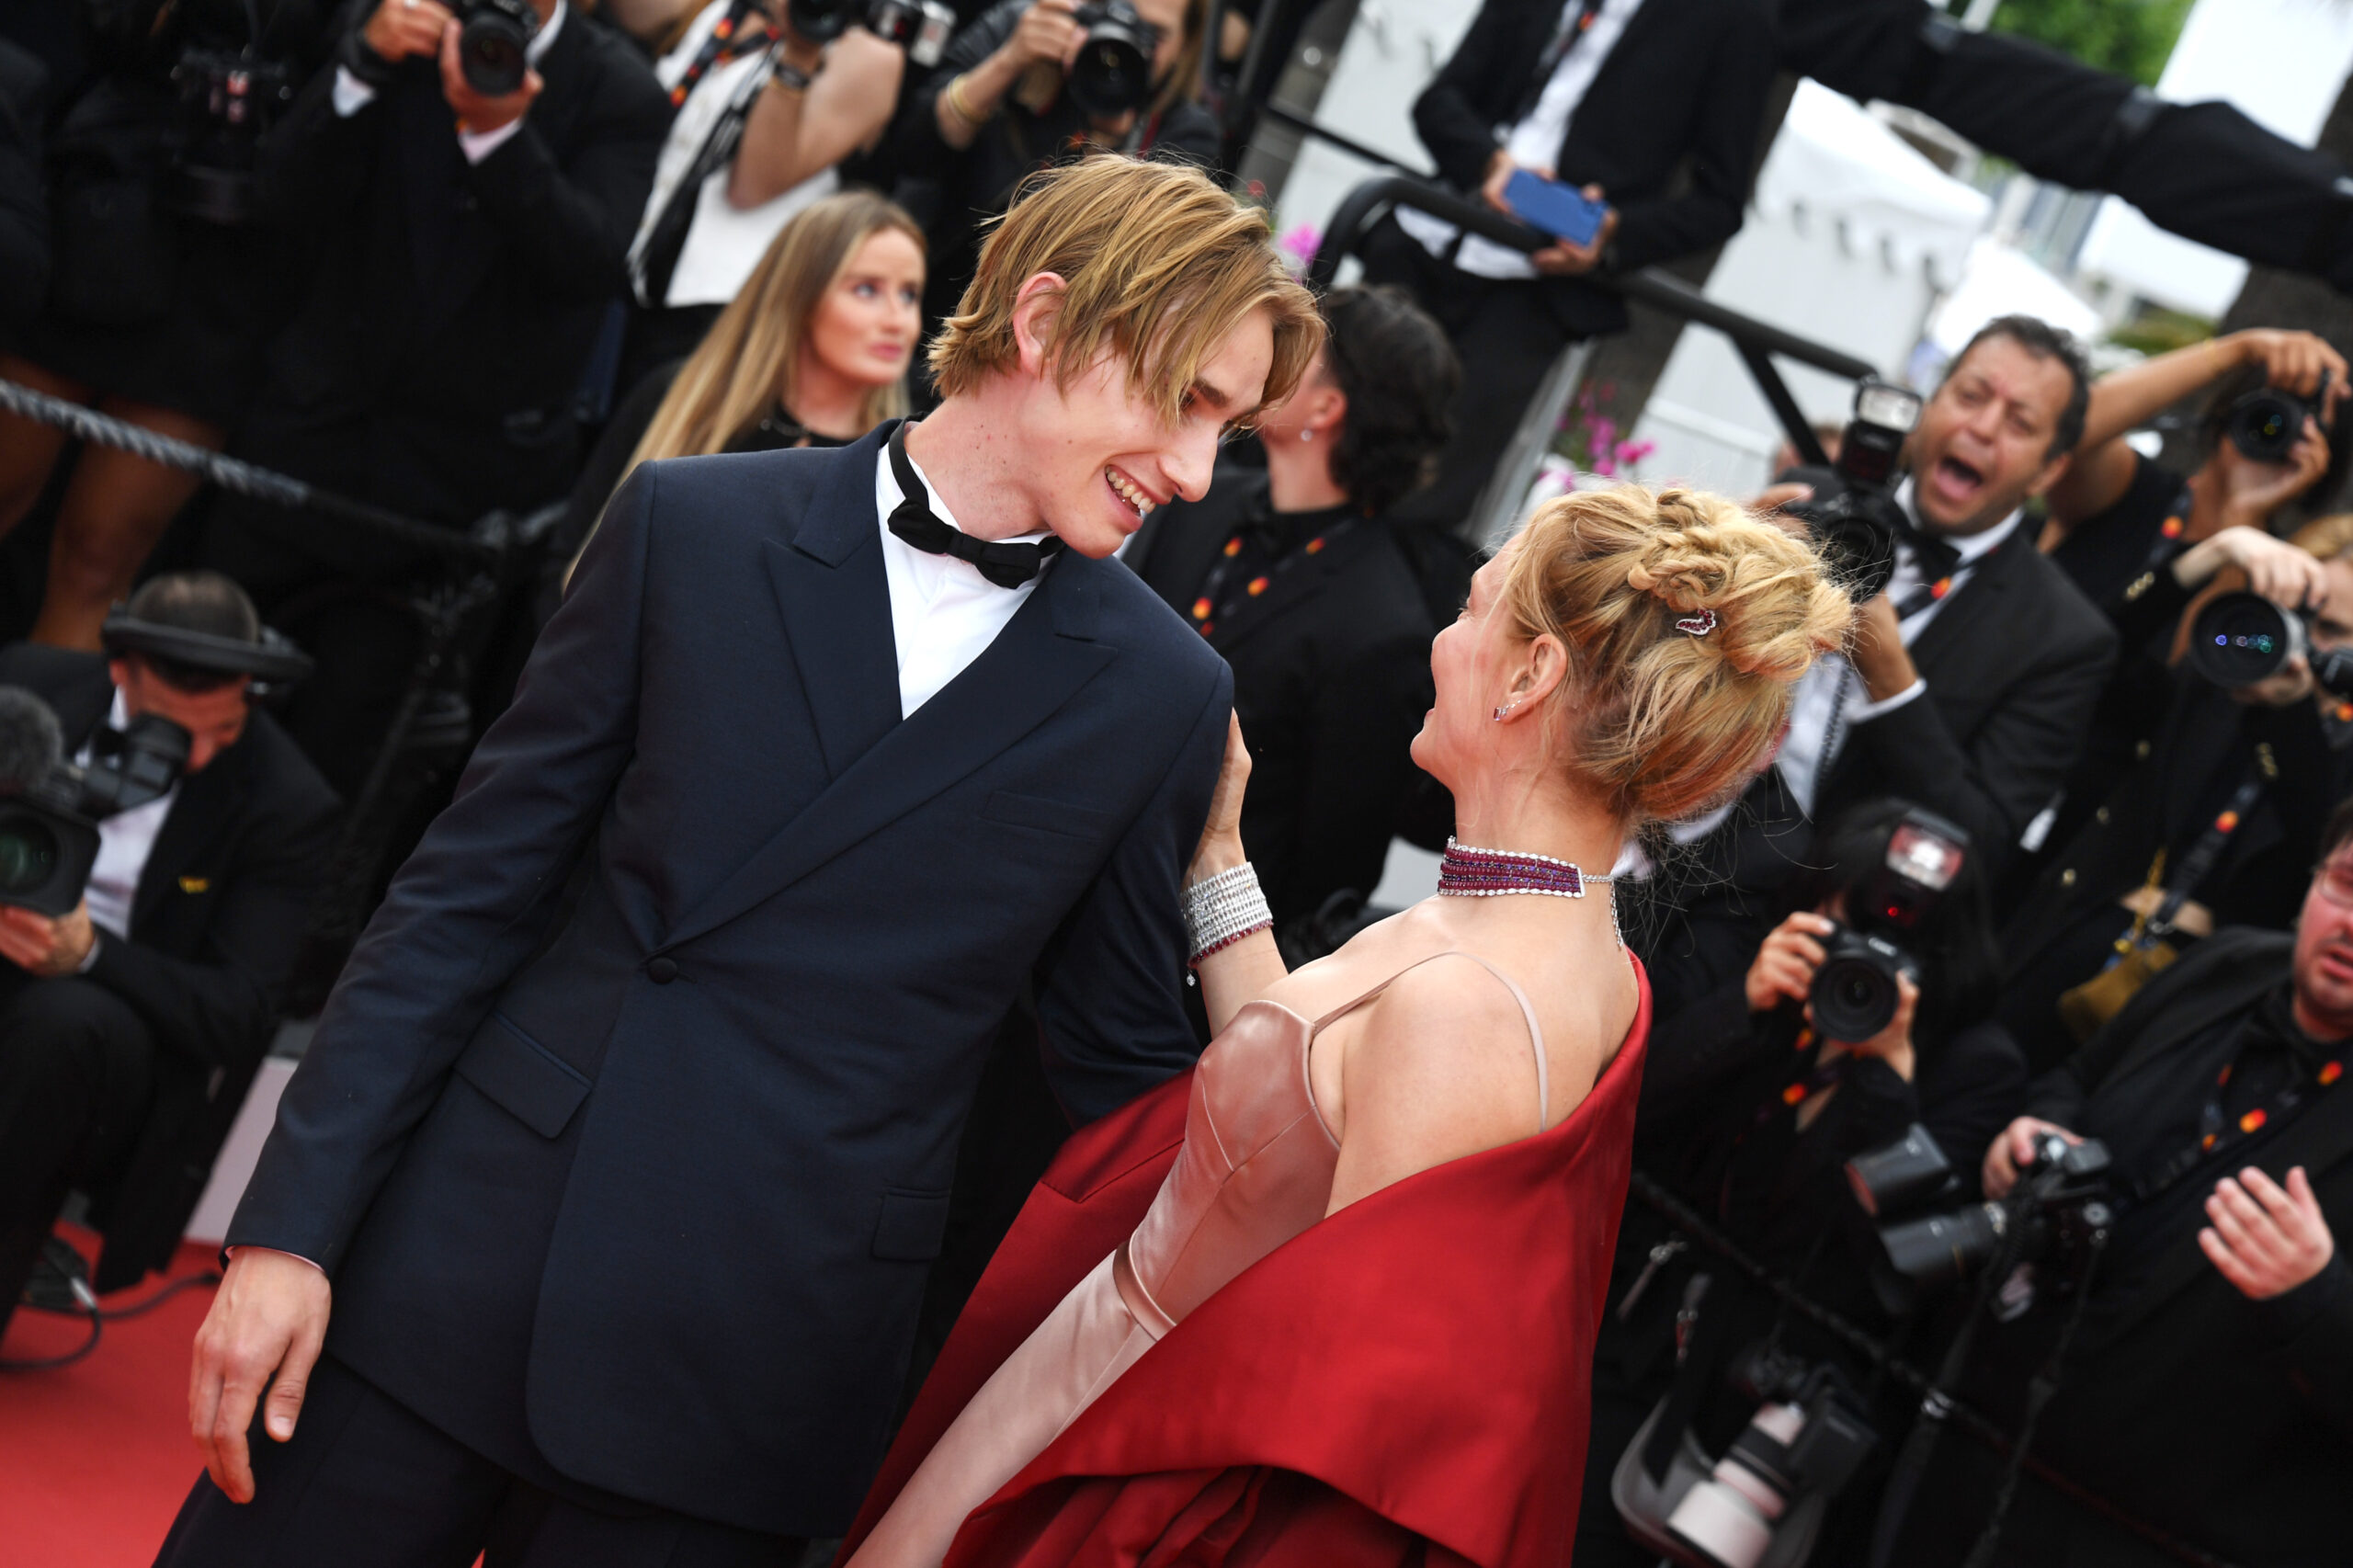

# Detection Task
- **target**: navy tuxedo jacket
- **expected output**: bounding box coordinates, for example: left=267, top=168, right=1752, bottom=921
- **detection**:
left=227, top=423, right=1231, bottom=1534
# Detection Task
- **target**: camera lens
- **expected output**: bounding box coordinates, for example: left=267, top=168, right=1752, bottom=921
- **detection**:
left=459, top=5, right=533, bottom=96
left=1809, top=928, right=1905, bottom=1041
left=0, top=812, right=60, bottom=897
left=2228, top=388, right=2305, bottom=464
left=1877, top=1203, right=2002, bottom=1292
left=2188, top=591, right=2304, bottom=689
left=1065, top=2, right=1157, bottom=119
left=788, top=0, right=855, bottom=43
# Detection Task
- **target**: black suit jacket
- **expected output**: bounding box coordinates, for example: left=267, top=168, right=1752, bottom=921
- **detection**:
left=231, top=12, right=667, bottom=564
left=0, top=644, right=337, bottom=1290
left=0, top=37, right=45, bottom=346
left=1126, top=472, right=1436, bottom=926
left=1411, top=0, right=1775, bottom=335
left=1822, top=528, right=2116, bottom=868
left=228, top=425, right=1232, bottom=1534
left=1917, top=930, right=2353, bottom=1567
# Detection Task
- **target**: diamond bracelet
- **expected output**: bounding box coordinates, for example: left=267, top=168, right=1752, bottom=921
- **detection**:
left=1184, top=863, right=1272, bottom=967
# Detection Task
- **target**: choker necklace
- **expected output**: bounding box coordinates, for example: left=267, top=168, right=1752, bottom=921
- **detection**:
left=1438, top=836, right=1610, bottom=900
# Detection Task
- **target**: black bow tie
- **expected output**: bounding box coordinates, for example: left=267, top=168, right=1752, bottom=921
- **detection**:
left=887, top=424, right=1063, bottom=590
left=1894, top=511, right=1963, bottom=584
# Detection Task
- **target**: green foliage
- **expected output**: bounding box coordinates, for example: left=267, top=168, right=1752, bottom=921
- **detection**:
left=2107, top=305, right=2218, bottom=357
left=1989, top=0, right=2196, bottom=88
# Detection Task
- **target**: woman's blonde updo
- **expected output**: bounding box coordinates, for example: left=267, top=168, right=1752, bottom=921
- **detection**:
left=1501, top=485, right=1851, bottom=825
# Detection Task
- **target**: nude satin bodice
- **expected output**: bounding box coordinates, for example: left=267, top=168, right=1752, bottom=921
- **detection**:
left=847, top=952, right=1554, bottom=1568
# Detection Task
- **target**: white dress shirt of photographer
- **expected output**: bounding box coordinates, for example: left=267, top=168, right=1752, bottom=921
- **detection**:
left=628, top=0, right=904, bottom=310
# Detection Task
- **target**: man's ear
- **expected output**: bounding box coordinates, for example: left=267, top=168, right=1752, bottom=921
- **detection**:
left=2026, top=449, right=2075, bottom=500
left=108, top=657, right=135, bottom=694
left=1010, top=272, right=1069, bottom=380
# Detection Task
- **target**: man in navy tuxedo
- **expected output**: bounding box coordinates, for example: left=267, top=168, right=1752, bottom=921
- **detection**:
left=159, top=156, right=1322, bottom=1566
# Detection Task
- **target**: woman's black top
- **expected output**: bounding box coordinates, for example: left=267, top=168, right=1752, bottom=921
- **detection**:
left=557, top=358, right=852, bottom=562
left=1127, top=467, right=1436, bottom=928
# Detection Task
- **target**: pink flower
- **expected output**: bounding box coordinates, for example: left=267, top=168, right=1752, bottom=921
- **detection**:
left=1277, top=224, right=1321, bottom=265
left=1614, top=438, right=1655, bottom=468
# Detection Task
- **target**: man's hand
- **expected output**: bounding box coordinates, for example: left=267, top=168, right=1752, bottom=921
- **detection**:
left=1984, top=1116, right=2084, bottom=1200
left=440, top=18, right=541, bottom=136
left=365, top=0, right=454, bottom=61
left=1847, top=591, right=1918, bottom=703
left=2201, top=1165, right=2336, bottom=1301
left=189, top=1249, right=332, bottom=1505
left=1529, top=186, right=1616, bottom=278
left=0, top=901, right=97, bottom=977
left=1006, top=0, right=1083, bottom=69
left=2175, top=523, right=2331, bottom=608
left=2229, top=329, right=2349, bottom=426
left=2216, top=421, right=2331, bottom=534
left=1745, top=910, right=1831, bottom=1012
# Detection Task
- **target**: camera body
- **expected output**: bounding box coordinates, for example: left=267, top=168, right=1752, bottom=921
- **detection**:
left=1849, top=1124, right=2113, bottom=1312
left=1065, top=0, right=1162, bottom=119
left=786, top=0, right=955, bottom=65
left=0, top=688, right=190, bottom=917
left=1803, top=809, right=1968, bottom=1041
left=1655, top=1347, right=1879, bottom=1568
left=2226, top=369, right=2331, bottom=464
left=454, top=0, right=541, bottom=97
left=2188, top=590, right=2353, bottom=699
left=165, top=48, right=298, bottom=225
left=1779, top=380, right=1923, bottom=604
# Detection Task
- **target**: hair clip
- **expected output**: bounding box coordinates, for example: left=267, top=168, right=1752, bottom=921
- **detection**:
left=1676, top=608, right=1718, bottom=637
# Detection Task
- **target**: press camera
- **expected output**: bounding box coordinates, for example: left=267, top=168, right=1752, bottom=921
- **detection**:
left=2225, top=369, right=2331, bottom=465
left=1847, top=1123, right=2113, bottom=1313
left=1778, top=380, right=1922, bottom=604
left=1806, top=810, right=1968, bottom=1041
left=2187, top=590, right=2353, bottom=698
left=786, top=0, right=955, bottom=65
left=0, top=688, right=189, bottom=918
left=1064, top=0, right=1161, bottom=118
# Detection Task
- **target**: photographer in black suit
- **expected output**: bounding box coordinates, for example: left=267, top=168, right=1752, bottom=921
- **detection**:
left=1361, top=0, right=1775, bottom=531
left=0, top=572, right=335, bottom=1337
left=1127, top=284, right=1454, bottom=935
left=1636, top=317, right=2116, bottom=1019
left=204, top=0, right=668, bottom=792
left=1896, top=804, right=2353, bottom=1567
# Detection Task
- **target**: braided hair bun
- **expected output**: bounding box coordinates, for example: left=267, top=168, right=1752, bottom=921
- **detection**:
left=1502, top=485, right=1850, bottom=824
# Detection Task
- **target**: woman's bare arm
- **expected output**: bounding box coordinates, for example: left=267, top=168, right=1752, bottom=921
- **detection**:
left=729, top=29, right=904, bottom=209
left=1188, top=717, right=1288, bottom=1034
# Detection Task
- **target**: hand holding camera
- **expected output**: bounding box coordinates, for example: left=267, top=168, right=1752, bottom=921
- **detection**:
left=0, top=900, right=96, bottom=978
left=364, top=0, right=456, bottom=63
left=1982, top=1115, right=2084, bottom=1200
left=2230, top=328, right=2348, bottom=431
left=1006, top=0, right=1086, bottom=70
left=439, top=16, right=541, bottom=136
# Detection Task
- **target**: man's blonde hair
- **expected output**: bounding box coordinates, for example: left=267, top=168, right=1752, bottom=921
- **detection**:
left=928, top=155, right=1322, bottom=424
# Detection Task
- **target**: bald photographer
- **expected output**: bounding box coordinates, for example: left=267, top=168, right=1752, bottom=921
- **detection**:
left=0, top=573, right=335, bottom=1335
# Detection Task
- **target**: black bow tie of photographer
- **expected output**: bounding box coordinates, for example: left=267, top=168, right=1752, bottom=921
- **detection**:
left=887, top=424, right=1065, bottom=589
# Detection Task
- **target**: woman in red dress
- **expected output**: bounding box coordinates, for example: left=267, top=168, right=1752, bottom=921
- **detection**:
left=842, top=484, right=1852, bottom=1568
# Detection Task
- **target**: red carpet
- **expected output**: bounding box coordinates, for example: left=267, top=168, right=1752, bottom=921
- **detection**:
left=0, top=1227, right=218, bottom=1568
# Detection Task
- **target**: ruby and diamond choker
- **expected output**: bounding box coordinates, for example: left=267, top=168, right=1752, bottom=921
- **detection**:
left=1437, top=836, right=1611, bottom=900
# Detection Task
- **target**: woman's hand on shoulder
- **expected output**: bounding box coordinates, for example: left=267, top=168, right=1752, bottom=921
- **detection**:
left=1322, top=956, right=1553, bottom=1216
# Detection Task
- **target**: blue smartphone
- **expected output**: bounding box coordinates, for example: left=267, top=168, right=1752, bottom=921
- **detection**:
left=1503, top=169, right=1606, bottom=248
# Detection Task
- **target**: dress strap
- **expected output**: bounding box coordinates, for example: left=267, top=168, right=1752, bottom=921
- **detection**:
left=1307, top=950, right=1552, bottom=1133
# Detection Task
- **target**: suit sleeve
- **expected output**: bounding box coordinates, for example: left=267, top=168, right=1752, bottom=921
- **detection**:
left=84, top=773, right=337, bottom=1074
left=1412, top=0, right=1524, bottom=189
left=1602, top=0, right=1773, bottom=273
left=1842, top=611, right=2117, bottom=866
left=2256, top=1252, right=2353, bottom=1435
left=255, top=51, right=383, bottom=230
left=225, top=464, right=658, bottom=1269
left=462, top=53, right=670, bottom=305
left=1031, top=669, right=1232, bottom=1126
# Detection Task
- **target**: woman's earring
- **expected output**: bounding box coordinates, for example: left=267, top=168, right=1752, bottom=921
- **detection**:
left=1493, top=703, right=1514, bottom=722
left=1301, top=428, right=1314, bottom=442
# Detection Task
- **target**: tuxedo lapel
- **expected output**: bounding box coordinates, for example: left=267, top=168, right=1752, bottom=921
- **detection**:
left=1904, top=537, right=2015, bottom=680
left=765, top=434, right=902, bottom=780
left=660, top=552, right=1119, bottom=951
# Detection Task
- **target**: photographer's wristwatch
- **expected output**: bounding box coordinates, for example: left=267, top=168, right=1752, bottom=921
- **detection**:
left=337, top=27, right=399, bottom=88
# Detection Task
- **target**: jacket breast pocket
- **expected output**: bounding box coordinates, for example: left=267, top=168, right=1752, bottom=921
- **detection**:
left=872, top=1187, right=952, bottom=1261
left=453, top=1013, right=593, bottom=1139
left=982, top=789, right=1117, bottom=840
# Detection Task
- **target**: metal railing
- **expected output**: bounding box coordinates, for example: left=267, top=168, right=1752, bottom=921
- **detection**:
left=1293, top=167, right=1882, bottom=540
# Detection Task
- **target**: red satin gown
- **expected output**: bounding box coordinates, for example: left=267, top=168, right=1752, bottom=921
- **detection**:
left=842, top=949, right=1653, bottom=1568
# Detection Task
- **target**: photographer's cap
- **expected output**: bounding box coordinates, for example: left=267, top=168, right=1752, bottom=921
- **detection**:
left=100, top=572, right=313, bottom=686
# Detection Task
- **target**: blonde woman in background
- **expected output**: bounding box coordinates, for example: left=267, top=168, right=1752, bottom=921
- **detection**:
left=560, top=189, right=924, bottom=582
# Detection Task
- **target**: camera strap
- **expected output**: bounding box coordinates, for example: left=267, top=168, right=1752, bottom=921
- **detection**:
left=2141, top=767, right=2268, bottom=942
left=2131, top=1028, right=2343, bottom=1206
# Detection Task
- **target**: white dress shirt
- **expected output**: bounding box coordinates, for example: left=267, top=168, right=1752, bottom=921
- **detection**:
left=77, top=691, right=180, bottom=950
left=1396, top=0, right=1646, bottom=280
left=875, top=446, right=1050, bottom=716
left=1774, top=479, right=2025, bottom=817
left=333, top=1, right=568, bottom=165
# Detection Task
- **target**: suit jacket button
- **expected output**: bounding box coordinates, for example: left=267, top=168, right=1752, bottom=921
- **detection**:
left=647, top=956, right=679, bottom=984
